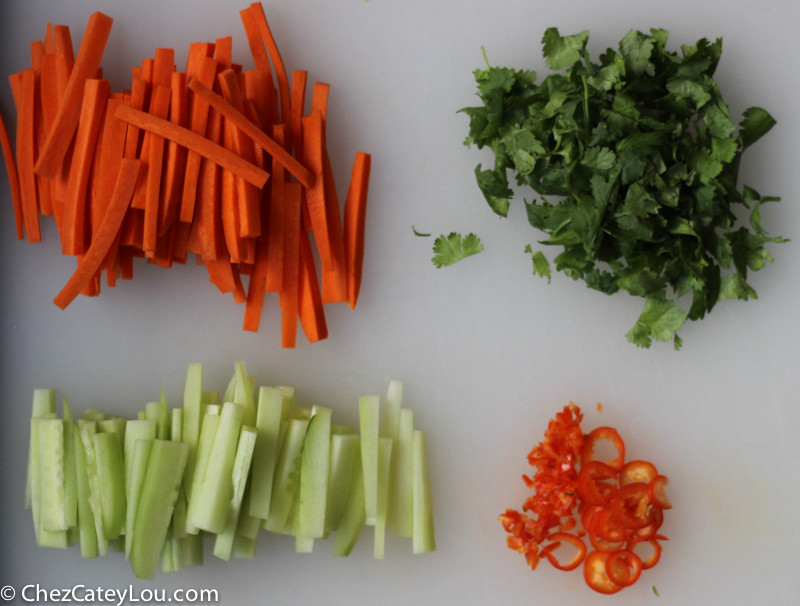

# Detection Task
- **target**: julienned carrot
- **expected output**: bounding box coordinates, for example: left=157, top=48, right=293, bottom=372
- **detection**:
left=243, top=230, right=269, bottom=332
left=52, top=25, right=74, bottom=103
left=265, top=124, right=285, bottom=292
left=249, top=2, right=292, bottom=154
left=131, top=58, right=159, bottom=211
left=343, top=152, right=371, bottom=310
left=291, top=70, right=307, bottom=165
left=53, top=158, right=140, bottom=310
left=62, top=78, right=109, bottom=255
left=31, top=41, right=53, bottom=218
left=114, top=104, right=269, bottom=188
left=0, top=109, right=24, bottom=239
left=45, top=23, right=54, bottom=55
left=195, top=107, right=225, bottom=260
left=187, top=78, right=313, bottom=188
left=180, top=55, right=218, bottom=223
left=143, top=85, right=172, bottom=252
left=302, top=110, right=332, bottom=272
left=152, top=48, right=175, bottom=88
left=218, top=69, right=261, bottom=238
left=35, top=12, right=113, bottom=180
left=92, top=98, right=129, bottom=249
left=123, top=78, right=147, bottom=159
left=298, top=229, right=328, bottom=343
left=280, top=182, right=302, bottom=348
left=220, top=163, right=244, bottom=263
left=240, top=6, right=271, bottom=73
left=14, top=69, right=42, bottom=243
left=158, top=71, right=188, bottom=235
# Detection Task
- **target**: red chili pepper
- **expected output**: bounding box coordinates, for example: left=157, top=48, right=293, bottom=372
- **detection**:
left=577, top=461, right=618, bottom=506
left=610, top=483, right=654, bottom=529
left=542, top=532, right=587, bottom=571
left=648, top=475, right=672, bottom=509
left=605, top=549, right=643, bottom=587
left=619, top=460, right=658, bottom=486
left=583, top=550, right=623, bottom=594
left=581, top=426, right=625, bottom=471
left=626, top=538, right=663, bottom=569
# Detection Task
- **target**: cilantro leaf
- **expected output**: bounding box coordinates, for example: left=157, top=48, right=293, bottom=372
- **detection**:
left=626, top=297, right=687, bottom=348
left=525, top=245, right=551, bottom=282
left=432, top=233, right=484, bottom=268
left=542, top=28, right=589, bottom=70
left=739, top=107, right=776, bottom=149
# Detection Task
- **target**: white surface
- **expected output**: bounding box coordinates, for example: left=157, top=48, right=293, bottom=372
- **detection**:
left=1, top=0, right=799, bottom=604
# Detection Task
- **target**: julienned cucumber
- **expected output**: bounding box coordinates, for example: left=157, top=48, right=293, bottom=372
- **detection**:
left=27, top=364, right=436, bottom=579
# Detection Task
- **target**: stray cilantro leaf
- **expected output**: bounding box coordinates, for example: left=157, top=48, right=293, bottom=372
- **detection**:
left=653, top=586, right=659, bottom=597
left=413, top=226, right=431, bottom=237
left=432, top=233, right=484, bottom=268
left=460, top=28, right=783, bottom=349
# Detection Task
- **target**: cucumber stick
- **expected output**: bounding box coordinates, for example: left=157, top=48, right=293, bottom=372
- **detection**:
left=73, top=424, right=98, bottom=558
left=413, top=430, right=435, bottom=554
left=296, top=408, right=332, bottom=539
left=264, top=418, right=309, bottom=532
left=359, top=396, right=380, bottom=525
left=374, top=437, right=393, bottom=559
left=27, top=389, right=56, bottom=511
left=189, top=402, right=243, bottom=534
left=323, top=434, right=360, bottom=538
left=233, top=361, right=257, bottom=428
left=181, top=363, right=204, bottom=499
left=125, top=438, right=153, bottom=560
left=390, top=408, right=414, bottom=537
left=130, top=440, right=189, bottom=580
left=332, top=447, right=365, bottom=557
left=213, top=426, right=257, bottom=561
left=38, top=419, right=67, bottom=532
left=79, top=424, right=108, bottom=556
left=249, top=386, right=284, bottom=519
left=171, top=409, right=188, bottom=539
left=62, top=398, right=78, bottom=529
left=94, top=432, right=126, bottom=540
left=236, top=481, right=261, bottom=540
left=233, top=535, right=257, bottom=559
left=184, top=413, right=220, bottom=535
left=381, top=380, right=402, bottom=533
left=124, top=420, right=157, bottom=497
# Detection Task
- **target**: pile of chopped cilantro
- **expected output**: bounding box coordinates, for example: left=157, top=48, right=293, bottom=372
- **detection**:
left=460, top=28, right=786, bottom=349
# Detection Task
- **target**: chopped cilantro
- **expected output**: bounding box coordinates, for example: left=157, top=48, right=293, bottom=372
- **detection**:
left=460, top=27, right=786, bottom=348
left=432, top=233, right=484, bottom=268
left=413, top=226, right=431, bottom=237
left=653, top=585, right=659, bottom=597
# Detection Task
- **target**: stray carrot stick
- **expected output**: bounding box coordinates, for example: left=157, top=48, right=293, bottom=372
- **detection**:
left=114, top=104, right=269, bottom=188
left=280, top=182, right=302, bottom=348
left=53, top=158, right=140, bottom=309
left=298, top=229, right=328, bottom=343
left=35, top=12, right=113, bottom=180
left=142, top=85, right=172, bottom=252
left=158, top=71, right=188, bottom=234
left=302, top=110, right=333, bottom=272
left=240, top=6, right=271, bottom=73
left=13, top=69, right=42, bottom=243
left=180, top=55, right=218, bottom=222
left=62, top=78, right=109, bottom=255
left=0, top=109, right=24, bottom=239
left=343, top=152, right=371, bottom=310
left=291, top=70, right=307, bottom=163
left=249, top=2, right=292, bottom=153
left=265, top=124, right=285, bottom=292
left=188, top=78, right=313, bottom=188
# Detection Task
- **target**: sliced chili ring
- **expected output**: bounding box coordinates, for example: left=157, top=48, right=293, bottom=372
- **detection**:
left=628, top=507, right=664, bottom=543
left=580, top=504, right=604, bottom=534
left=542, top=532, right=587, bottom=571
left=581, top=427, right=625, bottom=471
left=593, top=507, right=627, bottom=542
left=626, top=538, right=662, bottom=570
left=589, top=529, right=626, bottom=553
left=610, top=482, right=654, bottom=529
left=619, top=460, right=658, bottom=486
left=648, top=475, right=672, bottom=509
left=583, top=550, right=623, bottom=594
left=577, top=461, right=618, bottom=506
left=605, top=549, right=643, bottom=587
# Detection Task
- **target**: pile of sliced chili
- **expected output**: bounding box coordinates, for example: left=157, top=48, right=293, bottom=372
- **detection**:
left=499, top=404, right=671, bottom=594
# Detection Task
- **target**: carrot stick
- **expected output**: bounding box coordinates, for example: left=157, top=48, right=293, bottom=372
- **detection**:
left=265, top=124, right=285, bottom=292
left=62, top=78, right=109, bottom=255
left=291, top=70, right=307, bottom=163
left=130, top=57, right=159, bottom=211
left=205, top=255, right=236, bottom=294
left=0, top=109, right=24, bottom=239
left=13, top=70, right=42, bottom=243
left=114, top=104, right=269, bottom=189
left=244, top=100, right=265, bottom=170
left=123, top=78, right=147, bottom=159
left=239, top=6, right=271, bottom=73
left=188, top=78, right=313, bottom=188
left=342, top=152, right=371, bottom=310
left=231, top=264, right=247, bottom=303
left=220, top=163, right=243, bottom=262
left=298, top=229, right=328, bottom=343
left=35, top=12, right=113, bottom=180
left=242, top=215, right=270, bottom=332
left=45, top=23, right=55, bottom=55
left=53, top=158, right=140, bottom=309
left=31, top=41, right=51, bottom=217
left=120, top=208, right=144, bottom=248
left=280, top=182, right=302, bottom=348
left=195, top=106, right=225, bottom=260
left=179, top=55, right=218, bottom=222
left=249, top=3, right=292, bottom=153
left=157, top=71, right=188, bottom=234
left=171, top=220, right=192, bottom=263
left=142, top=85, right=172, bottom=252
left=152, top=48, right=175, bottom=88
left=52, top=25, right=74, bottom=103
left=218, top=69, right=261, bottom=238
left=244, top=70, right=273, bottom=145
left=39, top=54, right=60, bottom=218
left=302, top=110, right=333, bottom=272
left=185, top=42, right=216, bottom=78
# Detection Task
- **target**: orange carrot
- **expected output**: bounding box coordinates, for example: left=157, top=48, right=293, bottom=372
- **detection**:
left=239, top=6, right=271, bottom=73
left=114, top=104, right=269, bottom=188
left=220, top=163, right=244, bottom=262
left=342, top=152, right=371, bottom=310
left=188, top=77, right=313, bottom=188
left=265, top=124, right=285, bottom=292
left=152, top=48, right=175, bottom=88
left=195, top=106, right=225, bottom=260
left=249, top=2, right=292, bottom=153
left=302, top=110, right=332, bottom=272
left=298, top=228, right=328, bottom=343
left=45, top=23, right=55, bottom=55
left=31, top=41, right=52, bottom=217
left=0, top=108, right=24, bottom=239
left=39, top=53, right=59, bottom=217
left=245, top=70, right=273, bottom=149
left=280, top=182, right=302, bottom=348
left=52, top=25, right=74, bottom=103
left=53, top=158, right=140, bottom=310
left=35, top=12, right=113, bottom=180
left=291, top=70, right=307, bottom=164
left=218, top=69, right=261, bottom=238
left=179, top=55, right=218, bottom=222
left=205, top=255, right=236, bottom=294
left=142, top=85, right=172, bottom=252
left=62, top=78, right=109, bottom=255
left=123, top=78, right=147, bottom=159
left=157, top=71, right=188, bottom=234
left=13, top=70, right=42, bottom=243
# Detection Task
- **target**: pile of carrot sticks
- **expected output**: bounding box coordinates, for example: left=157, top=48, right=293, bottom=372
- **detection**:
left=0, top=3, right=371, bottom=348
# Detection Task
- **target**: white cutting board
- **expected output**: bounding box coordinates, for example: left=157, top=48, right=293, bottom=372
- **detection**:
left=1, top=0, right=799, bottom=604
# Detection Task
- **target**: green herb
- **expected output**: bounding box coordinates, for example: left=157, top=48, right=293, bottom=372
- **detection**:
left=653, top=585, right=659, bottom=597
left=460, top=28, right=785, bottom=349
left=432, top=233, right=484, bottom=268
left=413, top=226, right=431, bottom=237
